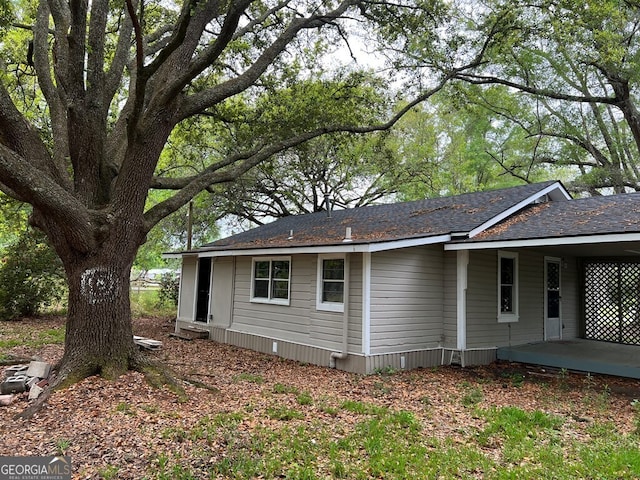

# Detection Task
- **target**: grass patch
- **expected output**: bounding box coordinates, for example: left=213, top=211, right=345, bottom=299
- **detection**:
left=55, top=438, right=71, bottom=456
left=461, top=384, right=483, bottom=407
left=232, top=372, right=264, bottom=384
left=266, top=405, right=305, bottom=421
left=97, top=465, right=119, bottom=480
left=146, top=400, right=640, bottom=479
left=501, top=371, right=526, bottom=387
left=272, top=382, right=299, bottom=394
left=340, top=399, right=387, bottom=416
left=0, top=338, right=22, bottom=349
left=115, top=402, right=135, bottom=416
left=571, top=424, right=640, bottom=478
left=296, top=391, right=313, bottom=406
left=477, top=406, right=564, bottom=467
left=130, top=288, right=175, bottom=317
left=0, top=324, right=65, bottom=351
left=203, top=408, right=491, bottom=479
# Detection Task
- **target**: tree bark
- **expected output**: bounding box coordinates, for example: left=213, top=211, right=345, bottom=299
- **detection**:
left=57, top=252, right=138, bottom=384
left=47, top=204, right=146, bottom=384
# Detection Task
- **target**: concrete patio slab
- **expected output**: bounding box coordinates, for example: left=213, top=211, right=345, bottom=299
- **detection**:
left=497, top=339, right=640, bottom=379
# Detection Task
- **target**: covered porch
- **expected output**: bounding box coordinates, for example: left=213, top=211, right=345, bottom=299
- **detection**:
left=497, top=339, right=640, bottom=379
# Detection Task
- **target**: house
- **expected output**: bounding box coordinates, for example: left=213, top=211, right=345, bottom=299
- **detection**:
left=168, top=180, right=640, bottom=376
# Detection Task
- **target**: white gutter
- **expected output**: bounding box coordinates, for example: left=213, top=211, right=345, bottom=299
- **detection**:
left=330, top=252, right=350, bottom=368
left=445, top=232, right=640, bottom=251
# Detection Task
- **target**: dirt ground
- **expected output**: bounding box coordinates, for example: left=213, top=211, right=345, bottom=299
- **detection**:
left=1, top=316, right=640, bottom=479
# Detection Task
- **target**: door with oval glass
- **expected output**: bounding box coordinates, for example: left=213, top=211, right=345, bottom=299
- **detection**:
left=544, top=257, right=562, bottom=340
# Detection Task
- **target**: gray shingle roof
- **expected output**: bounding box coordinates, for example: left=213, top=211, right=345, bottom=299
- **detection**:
left=466, top=193, right=640, bottom=242
left=198, top=181, right=562, bottom=252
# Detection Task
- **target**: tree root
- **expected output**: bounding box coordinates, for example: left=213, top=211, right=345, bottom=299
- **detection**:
left=13, top=352, right=220, bottom=420
left=0, top=355, right=36, bottom=366
left=14, top=388, right=54, bottom=421
left=131, top=354, right=188, bottom=402
left=179, top=371, right=221, bottom=393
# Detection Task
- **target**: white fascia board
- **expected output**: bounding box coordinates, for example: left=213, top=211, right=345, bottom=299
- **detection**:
left=163, top=252, right=198, bottom=259
left=172, top=234, right=452, bottom=258
left=445, top=232, right=640, bottom=251
left=196, top=244, right=369, bottom=257
left=367, top=234, right=451, bottom=252
left=468, top=182, right=571, bottom=239
left=163, top=252, right=186, bottom=259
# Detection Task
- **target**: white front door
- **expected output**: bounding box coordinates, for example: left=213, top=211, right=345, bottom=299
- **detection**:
left=544, top=257, right=562, bottom=340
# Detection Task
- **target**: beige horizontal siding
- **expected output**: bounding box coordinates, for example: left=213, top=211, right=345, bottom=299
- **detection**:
left=370, top=246, right=444, bottom=354
left=443, top=251, right=458, bottom=348
left=231, top=255, right=311, bottom=344
left=466, top=249, right=546, bottom=348
left=211, top=258, right=234, bottom=328
left=230, top=253, right=362, bottom=352
left=177, top=257, right=197, bottom=321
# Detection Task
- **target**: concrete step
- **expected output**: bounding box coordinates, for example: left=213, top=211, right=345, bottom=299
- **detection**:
left=169, top=326, right=209, bottom=340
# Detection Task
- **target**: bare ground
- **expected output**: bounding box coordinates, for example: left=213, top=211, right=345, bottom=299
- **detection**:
left=1, top=316, right=640, bottom=479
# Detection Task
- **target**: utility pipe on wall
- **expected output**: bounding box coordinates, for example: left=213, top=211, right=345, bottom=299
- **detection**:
left=330, top=253, right=350, bottom=368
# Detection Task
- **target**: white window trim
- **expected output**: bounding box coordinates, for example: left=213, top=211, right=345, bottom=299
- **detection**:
left=497, top=250, right=519, bottom=323
left=250, top=256, right=291, bottom=306
left=316, top=254, right=345, bottom=313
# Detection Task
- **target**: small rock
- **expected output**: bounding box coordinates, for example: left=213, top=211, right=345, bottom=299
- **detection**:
left=28, top=384, right=44, bottom=400
left=0, top=394, right=14, bottom=406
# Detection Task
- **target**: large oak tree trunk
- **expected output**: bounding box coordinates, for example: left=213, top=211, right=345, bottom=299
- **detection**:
left=58, top=257, right=137, bottom=383
left=46, top=211, right=147, bottom=385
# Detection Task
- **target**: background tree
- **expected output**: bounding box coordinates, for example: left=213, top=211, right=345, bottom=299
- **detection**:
left=451, top=0, right=640, bottom=194
left=0, top=229, right=66, bottom=320
left=0, top=194, right=67, bottom=320
left=0, top=0, right=490, bottom=385
left=217, top=132, right=401, bottom=227
left=374, top=86, right=572, bottom=202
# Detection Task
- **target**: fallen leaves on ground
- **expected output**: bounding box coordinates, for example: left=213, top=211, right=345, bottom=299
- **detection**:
left=0, top=316, right=639, bottom=479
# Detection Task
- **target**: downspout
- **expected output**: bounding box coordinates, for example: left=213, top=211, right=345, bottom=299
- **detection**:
left=457, top=250, right=469, bottom=367
left=330, top=252, right=350, bottom=368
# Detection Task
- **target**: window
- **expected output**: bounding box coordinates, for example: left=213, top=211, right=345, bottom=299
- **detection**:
left=498, top=251, right=518, bottom=322
left=251, top=257, right=290, bottom=304
left=317, top=255, right=345, bottom=312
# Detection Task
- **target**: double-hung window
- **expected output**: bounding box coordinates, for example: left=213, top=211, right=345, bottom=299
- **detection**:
left=317, top=255, right=345, bottom=312
left=498, top=251, right=519, bottom=322
left=251, top=257, right=291, bottom=305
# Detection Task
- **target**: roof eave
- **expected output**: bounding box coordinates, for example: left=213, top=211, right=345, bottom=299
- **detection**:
left=167, top=233, right=453, bottom=258
left=444, top=232, right=640, bottom=251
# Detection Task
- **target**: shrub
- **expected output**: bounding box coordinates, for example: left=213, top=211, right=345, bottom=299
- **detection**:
left=0, top=230, right=67, bottom=320
left=157, top=272, right=180, bottom=306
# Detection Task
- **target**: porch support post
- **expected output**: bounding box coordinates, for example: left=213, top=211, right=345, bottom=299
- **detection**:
left=456, top=250, right=469, bottom=351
